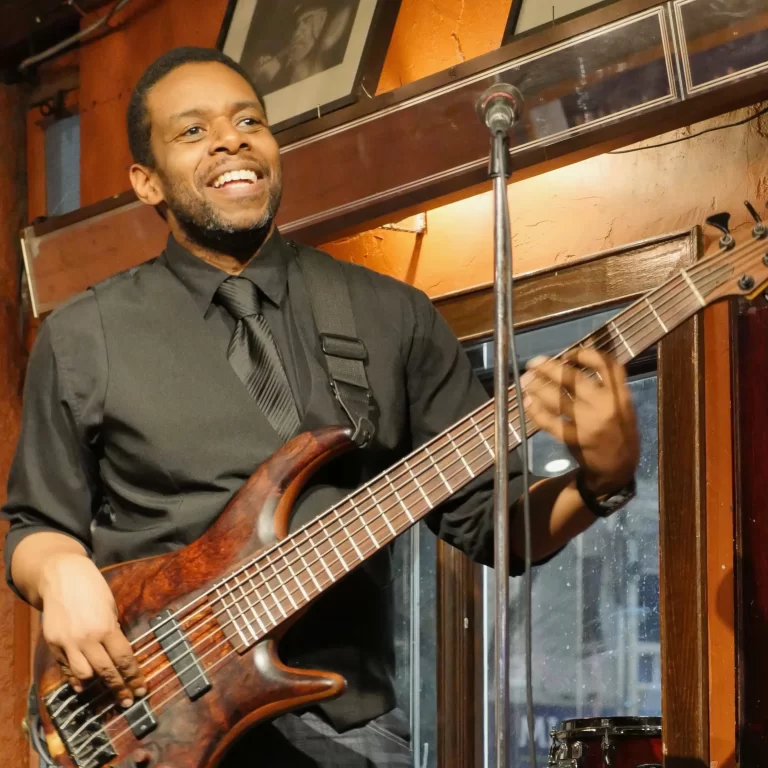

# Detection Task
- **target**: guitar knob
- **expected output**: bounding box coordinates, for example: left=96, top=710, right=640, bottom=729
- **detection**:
left=705, top=212, right=735, bottom=250
left=745, top=200, right=767, bottom=239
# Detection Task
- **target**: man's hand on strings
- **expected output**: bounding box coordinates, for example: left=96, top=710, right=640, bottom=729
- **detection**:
left=522, top=348, right=640, bottom=494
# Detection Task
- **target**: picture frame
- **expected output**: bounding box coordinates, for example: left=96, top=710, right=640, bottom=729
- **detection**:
left=502, top=1, right=620, bottom=46
left=218, top=0, right=401, bottom=134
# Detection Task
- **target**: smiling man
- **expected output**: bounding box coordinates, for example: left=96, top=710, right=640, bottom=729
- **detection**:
left=3, top=48, right=640, bottom=767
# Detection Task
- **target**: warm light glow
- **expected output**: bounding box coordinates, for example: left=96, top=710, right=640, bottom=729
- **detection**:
left=544, top=458, right=573, bottom=474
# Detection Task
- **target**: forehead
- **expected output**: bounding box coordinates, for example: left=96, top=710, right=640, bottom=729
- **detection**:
left=146, top=62, right=261, bottom=124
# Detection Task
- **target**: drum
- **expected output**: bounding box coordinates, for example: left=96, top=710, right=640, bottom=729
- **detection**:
left=548, top=716, right=662, bottom=767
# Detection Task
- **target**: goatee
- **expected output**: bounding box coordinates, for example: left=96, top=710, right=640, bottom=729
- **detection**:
left=161, top=168, right=283, bottom=262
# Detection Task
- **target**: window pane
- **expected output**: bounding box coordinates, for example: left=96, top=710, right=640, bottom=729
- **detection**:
left=392, top=524, right=438, bottom=768
left=45, top=115, right=81, bottom=217
left=483, top=374, right=660, bottom=768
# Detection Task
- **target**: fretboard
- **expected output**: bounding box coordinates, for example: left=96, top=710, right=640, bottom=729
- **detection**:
left=212, top=261, right=730, bottom=651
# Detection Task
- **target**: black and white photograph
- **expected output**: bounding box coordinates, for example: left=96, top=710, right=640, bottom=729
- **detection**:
left=219, top=0, right=400, bottom=132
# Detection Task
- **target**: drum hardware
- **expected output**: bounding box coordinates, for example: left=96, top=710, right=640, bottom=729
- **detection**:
left=548, top=717, right=662, bottom=768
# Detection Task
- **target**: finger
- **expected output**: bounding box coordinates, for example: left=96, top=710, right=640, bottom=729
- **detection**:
left=50, top=645, right=85, bottom=693
left=524, top=393, right=578, bottom=444
left=566, top=348, right=627, bottom=390
left=526, top=356, right=594, bottom=401
left=103, top=630, right=147, bottom=697
left=61, top=646, right=95, bottom=688
left=525, top=382, right=576, bottom=420
left=82, top=642, right=133, bottom=707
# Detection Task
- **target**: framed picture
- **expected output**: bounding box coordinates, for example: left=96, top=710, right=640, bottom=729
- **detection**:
left=502, top=1, right=619, bottom=45
left=218, top=0, right=401, bottom=134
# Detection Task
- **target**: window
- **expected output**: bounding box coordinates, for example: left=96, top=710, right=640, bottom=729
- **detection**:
left=392, top=528, right=438, bottom=768
left=465, top=308, right=661, bottom=768
left=45, top=114, right=80, bottom=217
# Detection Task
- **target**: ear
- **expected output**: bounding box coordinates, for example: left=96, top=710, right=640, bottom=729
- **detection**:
left=130, top=163, right=165, bottom=206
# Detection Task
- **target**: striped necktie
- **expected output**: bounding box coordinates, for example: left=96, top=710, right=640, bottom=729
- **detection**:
left=214, top=276, right=301, bottom=441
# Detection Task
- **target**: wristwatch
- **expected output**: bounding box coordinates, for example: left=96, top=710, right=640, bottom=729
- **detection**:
left=576, top=470, right=636, bottom=519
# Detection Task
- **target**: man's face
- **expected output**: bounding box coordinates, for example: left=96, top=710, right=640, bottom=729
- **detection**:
left=143, top=62, right=282, bottom=241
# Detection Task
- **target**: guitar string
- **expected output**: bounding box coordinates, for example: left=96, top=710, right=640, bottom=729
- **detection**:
left=57, top=236, right=761, bottom=736
left=114, top=235, right=764, bottom=666
left=120, top=235, right=762, bottom=663
left=70, top=239, right=766, bottom=758
left=64, top=236, right=768, bottom=747
left=92, top=266, right=745, bottom=761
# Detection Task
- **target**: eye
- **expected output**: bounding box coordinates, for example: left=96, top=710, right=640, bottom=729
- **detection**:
left=239, top=117, right=262, bottom=128
left=181, top=126, right=203, bottom=138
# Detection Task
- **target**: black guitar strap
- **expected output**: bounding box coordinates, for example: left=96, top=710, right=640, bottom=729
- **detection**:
left=294, top=245, right=377, bottom=447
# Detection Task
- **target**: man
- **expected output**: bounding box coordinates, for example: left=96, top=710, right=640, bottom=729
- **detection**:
left=3, top=47, right=639, bottom=766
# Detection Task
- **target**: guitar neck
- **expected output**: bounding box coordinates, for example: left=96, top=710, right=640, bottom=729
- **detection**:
left=216, top=263, right=718, bottom=649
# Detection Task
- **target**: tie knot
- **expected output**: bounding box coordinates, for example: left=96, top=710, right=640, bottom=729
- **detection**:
left=215, top=276, right=262, bottom=320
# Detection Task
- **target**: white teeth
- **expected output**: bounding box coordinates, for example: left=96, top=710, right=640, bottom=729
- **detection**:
left=212, top=169, right=260, bottom=188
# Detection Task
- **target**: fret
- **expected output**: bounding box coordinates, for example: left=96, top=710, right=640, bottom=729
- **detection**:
left=283, top=558, right=310, bottom=603
left=248, top=574, right=278, bottom=626
left=508, top=419, right=520, bottom=442
left=364, top=486, right=390, bottom=539
left=217, top=578, right=253, bottom=648
left=295, top=532, right=323, bottom=591
left=470, top=415, right=494, bottom=458
left=424, top=443, right=454, bottom=493
left=645, top=296, right=668, bottom=332
left=448, top=433, right=473, bottom=477
left=263, top=559, right=293, bottom=615
left=336, top=506, right=364, bottom=562
left=233, top=570, right=264, bottom=640
left=327, top=534, right=350, bottom=573
left=610, top=320, right=634, bottom=357
left=387, top=478, right=414, bottom=523
left=305, top=528, right=336, bottom=582
left=405, top=459, right=433, bottom=509
left=680, top=268, right=705, bottom=307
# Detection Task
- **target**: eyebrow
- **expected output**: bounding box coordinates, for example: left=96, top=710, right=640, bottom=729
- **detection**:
left=169, top=101, right=264, bottom=122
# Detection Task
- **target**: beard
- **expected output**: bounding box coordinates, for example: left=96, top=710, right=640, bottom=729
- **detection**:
left=159, top=166, right=283, bottom=262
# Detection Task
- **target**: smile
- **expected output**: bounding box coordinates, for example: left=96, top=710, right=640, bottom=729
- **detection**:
left=210, top=169, right=262, bottom=189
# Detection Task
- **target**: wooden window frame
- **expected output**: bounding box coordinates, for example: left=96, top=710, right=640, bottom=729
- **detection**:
left=434, top=226, right=710, bottom=768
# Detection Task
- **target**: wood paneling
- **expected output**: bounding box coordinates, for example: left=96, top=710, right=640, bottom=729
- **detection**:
left=658, top=314, right=709, bottom=767
left=703, top=301, right=736, bottom=768
left=735, top=303, right=768, bottom=763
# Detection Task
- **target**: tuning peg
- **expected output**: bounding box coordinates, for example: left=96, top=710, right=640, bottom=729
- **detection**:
left=706, top=212, right=735, bottom=250
left=745, top=200, right=767, bottom=239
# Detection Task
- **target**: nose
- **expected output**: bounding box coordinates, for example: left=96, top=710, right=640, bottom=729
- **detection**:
left=210, top=117, right=248, bottom=155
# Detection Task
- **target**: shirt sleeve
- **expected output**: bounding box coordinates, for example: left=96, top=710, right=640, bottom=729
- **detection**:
left=404, top=288, right=550, bottom=573
left=2, top=319, right=100, bottom=598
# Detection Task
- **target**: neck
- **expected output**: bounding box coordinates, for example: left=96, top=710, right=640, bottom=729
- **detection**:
left=169, top=220, right=276, bottom=276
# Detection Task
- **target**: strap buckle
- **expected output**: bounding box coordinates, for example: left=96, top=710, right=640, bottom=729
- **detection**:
left=320, top=333, right=368, bottom=361
left=329, top=380, right=375, bottom=448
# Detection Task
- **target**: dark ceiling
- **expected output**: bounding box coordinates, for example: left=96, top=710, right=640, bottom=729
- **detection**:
left=1, top=0, right=113, bottom=80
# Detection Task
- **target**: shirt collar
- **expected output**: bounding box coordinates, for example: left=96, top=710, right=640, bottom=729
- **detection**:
left=164, top=228, right=291, bottom=314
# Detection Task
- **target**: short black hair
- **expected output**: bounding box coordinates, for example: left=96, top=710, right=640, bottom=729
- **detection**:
left=126, top=46, right=265, bottom=168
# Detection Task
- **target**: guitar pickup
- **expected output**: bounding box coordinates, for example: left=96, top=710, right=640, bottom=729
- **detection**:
left=149, top=610, right=211, bottom=700
left=123, top=697, right=157, bottom=738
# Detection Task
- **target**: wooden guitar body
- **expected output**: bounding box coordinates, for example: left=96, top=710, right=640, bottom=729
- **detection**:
left=34, top=426, right=356, bottom=768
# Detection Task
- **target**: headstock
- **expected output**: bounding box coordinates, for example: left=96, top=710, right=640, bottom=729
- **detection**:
left=700, top=201, right=768, bottom=305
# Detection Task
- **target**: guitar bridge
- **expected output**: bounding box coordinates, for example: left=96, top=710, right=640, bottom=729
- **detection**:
left=44, top=683, right=117, bottom=768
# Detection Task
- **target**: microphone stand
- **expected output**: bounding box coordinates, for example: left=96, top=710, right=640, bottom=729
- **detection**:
left=477, top=84, right=529, bottom=768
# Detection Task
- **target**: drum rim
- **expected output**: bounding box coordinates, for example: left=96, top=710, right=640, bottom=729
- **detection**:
left=553, top=716, right=661, bottom=740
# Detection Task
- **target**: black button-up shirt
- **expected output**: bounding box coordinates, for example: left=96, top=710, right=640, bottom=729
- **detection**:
left=3, top=230, right=531, bottom=729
